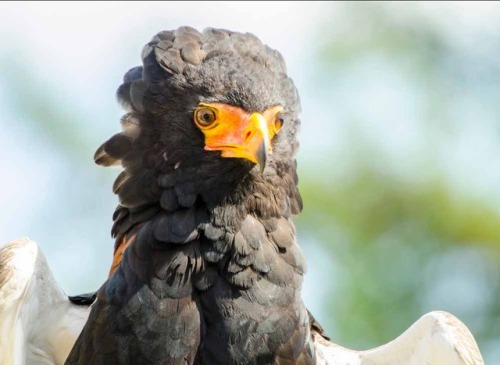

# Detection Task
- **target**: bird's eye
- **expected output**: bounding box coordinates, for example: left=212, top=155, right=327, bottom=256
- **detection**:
left=194, top=107, right=217, bottom=127
left=274, top=114, right=284, bottom=132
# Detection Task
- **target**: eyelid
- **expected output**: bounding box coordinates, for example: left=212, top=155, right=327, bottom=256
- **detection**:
left=198, top=103, right=218, bottom=112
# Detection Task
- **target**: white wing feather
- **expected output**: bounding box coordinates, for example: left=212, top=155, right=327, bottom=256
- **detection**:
left=0, top=238, right=89, bottom=365
left=0, top=238, right=485, bottom=365
left=314, top=311, right=485, bottom=365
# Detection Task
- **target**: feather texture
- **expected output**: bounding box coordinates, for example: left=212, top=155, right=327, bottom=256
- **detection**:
left=0, top=240, right=484, bottom=365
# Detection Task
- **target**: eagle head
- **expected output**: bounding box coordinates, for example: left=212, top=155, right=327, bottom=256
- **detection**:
left=95, top=27, right=303, bottom=237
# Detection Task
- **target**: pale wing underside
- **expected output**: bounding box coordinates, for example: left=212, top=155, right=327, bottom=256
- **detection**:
left=314, top=311, right=484, bottom=365
left=0, top=238, right=484, bottom=365
left=0, top=238, right=89, bottom=365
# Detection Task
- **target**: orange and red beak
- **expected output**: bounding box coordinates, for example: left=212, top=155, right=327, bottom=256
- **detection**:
left=193, top=103, right=283, bottom=172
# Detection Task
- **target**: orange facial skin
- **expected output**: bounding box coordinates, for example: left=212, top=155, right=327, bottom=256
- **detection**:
left=193, top=103, right=284, bottom=169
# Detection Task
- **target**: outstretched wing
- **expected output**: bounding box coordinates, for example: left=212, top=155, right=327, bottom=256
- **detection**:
left=312, top=311, right=484, bottom=365
left=0, top=238, right=90, bottom=365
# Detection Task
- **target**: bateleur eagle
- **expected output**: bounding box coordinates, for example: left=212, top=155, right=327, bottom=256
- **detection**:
left=68, top=26, right=310, bottom=365
left=0, top=27, right=484, bottom=365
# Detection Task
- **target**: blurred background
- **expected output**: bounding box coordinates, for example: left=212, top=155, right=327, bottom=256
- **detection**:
left=1, top=1, right=499, bottom=362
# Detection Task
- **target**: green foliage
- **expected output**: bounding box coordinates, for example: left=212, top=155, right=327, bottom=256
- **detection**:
left=296, top=2, right=500, bottom=359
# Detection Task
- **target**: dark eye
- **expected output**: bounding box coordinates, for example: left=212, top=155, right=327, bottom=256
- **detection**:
left=195, top=107, right=217, bottom=127
left=274, top=114, right=284, bottom=131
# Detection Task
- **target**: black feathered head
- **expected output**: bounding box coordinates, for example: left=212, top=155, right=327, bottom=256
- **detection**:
left=95, top=27, right=303, bottom=237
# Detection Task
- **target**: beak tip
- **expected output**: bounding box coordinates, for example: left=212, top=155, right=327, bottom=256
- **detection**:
left=256, top=143, right=268, bottom=174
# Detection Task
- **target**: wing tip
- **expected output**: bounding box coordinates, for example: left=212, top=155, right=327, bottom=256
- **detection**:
left=0, top=237, right=39, bottom=275
left=0, top=237, right=39, bottom=309
left=424, top=310, right=485, bottom=365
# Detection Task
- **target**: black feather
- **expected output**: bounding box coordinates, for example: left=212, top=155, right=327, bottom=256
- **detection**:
left=67, top=26, right=316, bottom=365
left=68, top=292, right=96, bottom=306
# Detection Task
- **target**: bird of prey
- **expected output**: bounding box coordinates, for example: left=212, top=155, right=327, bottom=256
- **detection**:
left=0, top=27, right=485, bottom=365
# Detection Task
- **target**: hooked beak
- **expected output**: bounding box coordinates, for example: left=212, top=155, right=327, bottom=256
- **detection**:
left=245, top=112, right=270, bottom=172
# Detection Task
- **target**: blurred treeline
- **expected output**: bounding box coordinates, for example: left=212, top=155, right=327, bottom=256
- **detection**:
left=296, top=2, right=500, bottom=362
